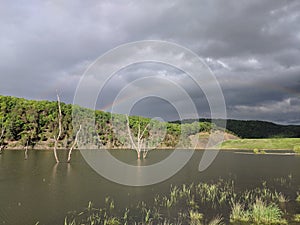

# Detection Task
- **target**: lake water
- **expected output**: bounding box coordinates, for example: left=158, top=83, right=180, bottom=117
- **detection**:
left=0, top=150, right=299, bottom=225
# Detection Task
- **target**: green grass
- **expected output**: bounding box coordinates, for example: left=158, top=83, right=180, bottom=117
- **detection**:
left=230, top=199, right=287, bottom=224
left=219, top=138, right=300, bottom=150
left=294, top=145, right=300, bottom=153
left=294, top=214, right=300, bottom=222
left=63, top=178, right=294, bottom=225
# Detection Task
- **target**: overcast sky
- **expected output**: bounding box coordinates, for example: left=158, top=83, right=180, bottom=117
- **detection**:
left=0, top=0, right=300, bottom=124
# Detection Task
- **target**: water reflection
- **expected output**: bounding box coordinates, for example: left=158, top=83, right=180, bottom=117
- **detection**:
left=0, top=150, right=300, bottom=225
left=67, top=163, right=72, bottom=177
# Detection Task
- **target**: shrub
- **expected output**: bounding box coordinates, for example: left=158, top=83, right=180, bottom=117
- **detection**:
left=208, top=215, right=224, bottom=225
left=251, top=199, right=286, bottom=224
left=293, top=146, right=300, bottom=154
left=253, top=148, right=259, bottom=154
left=230, top=202, right=249, bottom=223
left=230, top=199, right=287, bottom=224
left=189, top=210, right=203, bottom=225
left=293, top=214, right=300, bottom=222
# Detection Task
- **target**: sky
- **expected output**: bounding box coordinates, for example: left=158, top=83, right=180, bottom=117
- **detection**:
left=0, top=0, right=300, bottom=124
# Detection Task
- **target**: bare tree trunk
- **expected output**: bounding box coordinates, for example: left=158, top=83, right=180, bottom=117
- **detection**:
left=53, top=93, right=62, bottom=163
left=126, top=115, right=138, bottom=150
left=142, top=142, right=149, bottom=159
left=126, top=115, right=150, bottom=159
left=24, top=140, right=28, bottom=160
left=67, top=125, right=82, bottom=163
left=137, top=123, right=141, bottom=159
left=142, top=151, right=148, bottom=159
left=0, top=127, right=4, bottom=140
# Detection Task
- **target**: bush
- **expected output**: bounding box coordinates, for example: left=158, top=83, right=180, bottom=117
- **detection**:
left=230, top=199, right=287, bottom=224
left=294, top=214, right=300, bottom=222
left=253, top=148, right=259, bottom=154
left=253, top=148, right=266, bottom=154
left=251, top=199, right=286, bottom=224
left=293, top=146, right=300, bottom=154
left=230, top=202, right=249, bottom=223
left=189, top=210, right=203, bottom=225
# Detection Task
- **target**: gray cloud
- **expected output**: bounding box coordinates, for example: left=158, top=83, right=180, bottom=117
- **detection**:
left=0, top=0, right=299, bottom=124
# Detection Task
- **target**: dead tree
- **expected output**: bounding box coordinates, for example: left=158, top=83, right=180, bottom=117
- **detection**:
left=53, top=93, right=62, bottom=163
left=67, top=125, right=82, bottom=163
left=126, top=115, right=150, bottom=159
left=141, top=140, right=149, bottom=159
left=24, top=140, right=29, bottom=160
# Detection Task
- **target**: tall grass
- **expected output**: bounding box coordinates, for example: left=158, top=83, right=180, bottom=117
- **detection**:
left=230, top=202, right=249, bottom=223
left=189, top=210, right=203, bottom=225
left=63, top=178, right=295, bottom=225
left=251, top=199, right=286, bottom=224
left=230, top=199, right=287, bottom=224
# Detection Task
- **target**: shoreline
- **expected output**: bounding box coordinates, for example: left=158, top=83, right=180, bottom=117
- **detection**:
left=1, top=148, right=296, bottom=152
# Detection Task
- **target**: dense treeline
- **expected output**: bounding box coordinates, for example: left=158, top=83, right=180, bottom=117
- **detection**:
left=0, top=95, right=213, bottom=149
left=175, top=118, right=300, bottom=138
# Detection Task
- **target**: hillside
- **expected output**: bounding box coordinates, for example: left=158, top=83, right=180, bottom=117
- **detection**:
left=174, top=119, right=300, bottom=139
left=0, top=95, right=214, bottom=150
left=2, top=95, right=298, bottom=151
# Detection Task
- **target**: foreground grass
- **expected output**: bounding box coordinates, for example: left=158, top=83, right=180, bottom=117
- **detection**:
left=61, top=178, right=300, bottom=225
left=219, top=138, right=300, bottom=150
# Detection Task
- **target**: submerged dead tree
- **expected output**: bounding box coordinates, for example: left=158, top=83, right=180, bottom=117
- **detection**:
left=126, top=115, right=150, bottom=159
left=67, top=125, right=82, bottom=163
left=24, top=140, right=29, bottom=160
left=53, top=93, right=62, bottom=163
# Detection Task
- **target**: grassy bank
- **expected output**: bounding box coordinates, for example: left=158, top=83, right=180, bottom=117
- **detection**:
left=220, top=138, right=300, bottom=150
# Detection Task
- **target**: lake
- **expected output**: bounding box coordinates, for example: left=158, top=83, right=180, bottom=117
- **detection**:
left=0, top=150, right=299, bottom=225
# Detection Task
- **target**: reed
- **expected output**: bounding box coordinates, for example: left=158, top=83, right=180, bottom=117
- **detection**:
left=293, top=214, right=300, bottom=223
left=63, top=177, right=294, bottom=225
left=208, top=215, right=224, bottom=225
left=189, top=210, right=203, bottom=225
left=230, top=202, right=249, bottom=223
left=251, top=199, right=286, bottom=224
left=230, top=199, right=287, bottom=224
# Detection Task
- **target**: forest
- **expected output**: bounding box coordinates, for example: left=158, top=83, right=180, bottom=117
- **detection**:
left=0, top=95, right=213, bottom=150
left=174, top=119, right=300, bottom=139
left=1, top=95, right=299, bottom=151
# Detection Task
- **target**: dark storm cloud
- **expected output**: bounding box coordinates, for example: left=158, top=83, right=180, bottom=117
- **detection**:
left=0, top=0, right=299, bottom=124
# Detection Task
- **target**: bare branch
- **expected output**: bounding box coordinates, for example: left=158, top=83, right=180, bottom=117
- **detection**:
left=53, top=93, right=62, bottom=163
left=137, top=123, right=141, bottom=151
left=126, top=115, right=138, bottom=151
left=57, top=93, right=62, bottom=140
left=67, top=125, right=82, bottom=163
left=140, top=123, right=150, bottom=140
left=125, top=115, right=152, bottom=159
left=0, top=127, right=4, bottom=140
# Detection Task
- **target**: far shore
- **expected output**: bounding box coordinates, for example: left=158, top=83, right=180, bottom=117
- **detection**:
left=1, top=137, right=299, bottom=153
left=1, top=147, right=297, bottom=152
